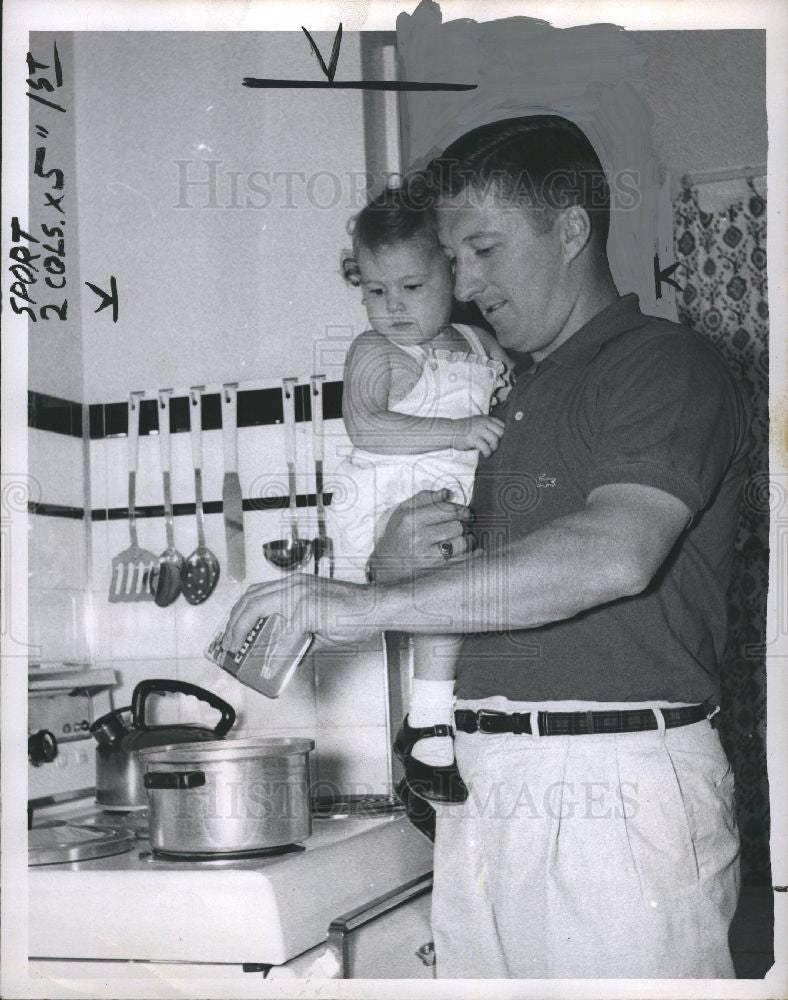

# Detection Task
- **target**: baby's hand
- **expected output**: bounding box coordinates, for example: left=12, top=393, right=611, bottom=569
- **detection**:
left=452, top=415, right=505, bottom=458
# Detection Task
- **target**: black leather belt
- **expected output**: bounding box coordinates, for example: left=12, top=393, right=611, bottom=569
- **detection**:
left=454, top=704, right=707, bottom=737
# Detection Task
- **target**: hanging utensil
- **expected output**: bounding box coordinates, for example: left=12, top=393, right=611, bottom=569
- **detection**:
left=181, top=387, right=220, bottom=605
left=151, top=389, right=184, bottom=607
left=221, top=383, right=246, bottom=582
left=263, top=377, right=311, bottom=571
left=310, top=374, right=334, bottom=577
left=108, top=392, right=157, bottom=603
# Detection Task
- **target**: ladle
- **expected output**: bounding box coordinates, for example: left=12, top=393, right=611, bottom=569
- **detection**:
left=153, top=390, right=184, bottom=607
left=263, top=377, right=312, bottom=571
left=182, top=387, right=220, bottom=604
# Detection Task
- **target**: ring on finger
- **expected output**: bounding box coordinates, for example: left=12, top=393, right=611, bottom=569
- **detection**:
left=439, top=540, right=454, bottom=561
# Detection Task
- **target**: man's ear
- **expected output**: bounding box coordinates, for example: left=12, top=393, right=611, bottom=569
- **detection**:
left=559, top=206, right=592, bottom=263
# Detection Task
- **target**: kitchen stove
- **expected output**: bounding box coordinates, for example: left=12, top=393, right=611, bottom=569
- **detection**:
left=142, top=842, right=307, bottom=862
left=27, top=667, right=436, bottom=984
left=29, top=797, right=434, bottom=974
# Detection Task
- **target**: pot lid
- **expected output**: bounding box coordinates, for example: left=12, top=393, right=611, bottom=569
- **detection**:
left=29, top=823, right=135, bottom=866
left=108, top=726, right=221, bottom=752
left=139, top=735, right=314, bottom=764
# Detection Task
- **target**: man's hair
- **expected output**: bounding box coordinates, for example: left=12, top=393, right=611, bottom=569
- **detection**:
left=341, top=186, right=439, bottom=286
left=422, top=115, right=610, bottom=248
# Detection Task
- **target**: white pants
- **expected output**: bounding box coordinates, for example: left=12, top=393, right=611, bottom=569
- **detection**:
left=432, top=697, right=740, bottom=979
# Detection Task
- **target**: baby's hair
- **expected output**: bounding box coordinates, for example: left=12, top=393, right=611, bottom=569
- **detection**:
left=340, top=185, right=439, bottom=288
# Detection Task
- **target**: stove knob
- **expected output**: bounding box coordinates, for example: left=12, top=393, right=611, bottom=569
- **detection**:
left=28, top=729, right=58, bottom=767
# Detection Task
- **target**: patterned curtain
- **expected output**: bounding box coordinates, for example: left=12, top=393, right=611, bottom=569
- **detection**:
left=673, top=181, right=770, bottom=886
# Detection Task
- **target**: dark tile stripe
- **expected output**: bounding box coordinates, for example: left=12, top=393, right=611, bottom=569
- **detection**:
left=84, top=381, right=343, bottom=439
left=28, top=501, right=85, bottom=519
left=90, top=493, right=333, bottom=521
left=28, top=391, right=83, bottom=438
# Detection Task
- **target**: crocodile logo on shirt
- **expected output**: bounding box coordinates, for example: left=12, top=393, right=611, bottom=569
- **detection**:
left=536, top=473, right=557, bottom=488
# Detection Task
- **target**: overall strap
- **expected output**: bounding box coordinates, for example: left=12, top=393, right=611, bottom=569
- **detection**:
left=452, top=323, right=489, bottom=359
left=395, top=340, right=427, bottom=362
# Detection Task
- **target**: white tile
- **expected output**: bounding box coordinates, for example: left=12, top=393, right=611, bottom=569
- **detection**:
left=28, top=430, right=85, bottom=509
left=89, top=519, right=111, bottom=595
left=238, top=424, right=287, bottom=499
left=88, top=438, right=108, bottom=511
left=313, top=725, right=391, bottom=797
left=314, top=640, right=388, bottom=728
left=105, top=434, right=166, bottom=511
left=130, top=515, right=165, bottom=559
left=135, top=432, right=165, bottom=508
left=240, top=653, right=317, bottom=734
left=104, top=436, right=130, bottom=510
left=28, top=516, right=87, bottom=590
left=169, top=429, right=196, bottom=506
left=28, top=587, right=89, bottom=663
left=200, top=428, right=224, bottom=504
left=107, top=598, right=178, bottom=660
left=88, top=597, right=115, bottom=661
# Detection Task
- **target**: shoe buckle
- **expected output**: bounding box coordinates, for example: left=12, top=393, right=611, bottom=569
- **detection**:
left=476, top=710, right=505, bottom=733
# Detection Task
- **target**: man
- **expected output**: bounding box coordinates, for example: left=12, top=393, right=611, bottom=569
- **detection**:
left=227, top=116, right=749, bottom=978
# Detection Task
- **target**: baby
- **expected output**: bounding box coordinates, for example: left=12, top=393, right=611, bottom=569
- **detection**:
left=327, top=185, right=511, bottom=803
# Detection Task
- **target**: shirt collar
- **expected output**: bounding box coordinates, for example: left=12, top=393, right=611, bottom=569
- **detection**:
left=540, top=293, right=649, bottom=369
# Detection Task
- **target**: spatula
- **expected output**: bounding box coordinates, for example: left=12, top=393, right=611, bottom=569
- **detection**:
left=221, top=382, right=245, bottom=582
left=108, top=392, right=157, bottom=602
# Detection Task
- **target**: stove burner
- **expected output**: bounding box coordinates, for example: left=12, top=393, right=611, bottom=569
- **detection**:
left=147, top=842, right=307, bottom=863
left=310, top=793, right=404, bottom=818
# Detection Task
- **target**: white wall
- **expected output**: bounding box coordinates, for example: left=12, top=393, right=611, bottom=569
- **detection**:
left=73, top=31, right=371, bottom=401
left=632, top=30, right=767, bottom=191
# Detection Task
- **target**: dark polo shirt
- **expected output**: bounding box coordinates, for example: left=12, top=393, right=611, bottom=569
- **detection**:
left=456, top=294, right=751, bottom=704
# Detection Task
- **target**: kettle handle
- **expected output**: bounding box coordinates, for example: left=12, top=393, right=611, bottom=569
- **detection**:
left=132, top=679, right=236, bottom=736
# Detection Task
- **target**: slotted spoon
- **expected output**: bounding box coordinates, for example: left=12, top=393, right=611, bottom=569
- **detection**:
left=181, top=387, right=220, bottom=604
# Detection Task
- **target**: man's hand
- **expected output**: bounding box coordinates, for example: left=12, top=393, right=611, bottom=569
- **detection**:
left=369, top=488, right=474, bottom=582
left=223, top=575, right=380, bottom=654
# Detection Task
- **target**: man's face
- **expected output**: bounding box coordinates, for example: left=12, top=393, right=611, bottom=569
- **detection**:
left=436, top=190, right=571, bottom=359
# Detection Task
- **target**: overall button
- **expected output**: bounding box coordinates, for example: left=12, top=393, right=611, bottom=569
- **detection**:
left=514, top=411, right=524, bottom=421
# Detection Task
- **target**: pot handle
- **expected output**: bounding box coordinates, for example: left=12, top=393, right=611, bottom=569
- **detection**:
left=132, top=679, right=236, bottom=736
left=144, top=769, right=206, bottom=790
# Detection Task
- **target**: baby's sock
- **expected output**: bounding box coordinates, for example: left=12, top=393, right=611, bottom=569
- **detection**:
left=407, top=679, right=455, bottom=766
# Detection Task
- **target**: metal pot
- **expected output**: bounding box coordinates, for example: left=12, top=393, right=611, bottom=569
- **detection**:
left=90, top=679, right=236, bottom=811
left=141, top=736, right=314, bottom=855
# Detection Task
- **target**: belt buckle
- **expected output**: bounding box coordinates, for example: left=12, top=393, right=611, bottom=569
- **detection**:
left=476, top=709, right=505, bottom=733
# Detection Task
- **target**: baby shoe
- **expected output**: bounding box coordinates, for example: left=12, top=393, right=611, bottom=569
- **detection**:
left=393, top=716, right=469, bottom=803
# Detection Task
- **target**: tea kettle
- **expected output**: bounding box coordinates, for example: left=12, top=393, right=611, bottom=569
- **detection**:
left=90, top=678, right=236, bottom=811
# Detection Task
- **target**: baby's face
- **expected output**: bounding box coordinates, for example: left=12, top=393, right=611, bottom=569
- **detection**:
left=357, top=235, right=453, bottom=346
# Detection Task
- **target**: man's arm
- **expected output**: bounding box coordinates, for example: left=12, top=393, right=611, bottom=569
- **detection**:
left=361, top=482, right=691, bottom=634
left=222, top=484, right=690, bottom=649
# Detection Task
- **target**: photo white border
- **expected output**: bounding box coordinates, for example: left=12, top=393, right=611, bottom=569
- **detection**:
left=2, top=1, right=786, bottom=997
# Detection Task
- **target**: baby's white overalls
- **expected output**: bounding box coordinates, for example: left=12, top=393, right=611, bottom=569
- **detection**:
left=327, top=324, right=505, bottom=582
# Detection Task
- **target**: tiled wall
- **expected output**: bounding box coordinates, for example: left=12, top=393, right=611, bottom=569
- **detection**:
left=30, top=385, right=398, bottom=792
left=28, top=396, right=89, bottom=666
